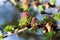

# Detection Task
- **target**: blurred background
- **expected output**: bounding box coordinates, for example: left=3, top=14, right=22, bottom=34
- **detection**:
left=0, top=0, right=60, bottom=40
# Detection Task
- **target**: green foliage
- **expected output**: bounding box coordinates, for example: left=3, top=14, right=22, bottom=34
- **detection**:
left=31, top=11, right=38, bottom=17
left=19, top=3, right=32, bottom=12
left=27, top=8, right=33, bottom=12
left=54, top=13, right=60, bottom=21
left=41, top=16, right=56, bottom=24
left=19, top=4, right=24, bottom=9
left=0, top=1, right=59, bottom=40
left=49, top=0, right=56, bottom=5
left=45, top=32, right=54, bottom=40
left=19, top=17, right=31, bottom=27
left=0, top=31, right=3, bottom=40
left=38, top=5, right=45, bottom=12
left=0, top=36, right=3, bottom=40
left=4, top=25, right=14, bottom=32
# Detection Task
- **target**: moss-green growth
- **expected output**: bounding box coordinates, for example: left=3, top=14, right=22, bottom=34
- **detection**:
left=45, top=32, right=54, bottom=40
left=4, top=25, right=14, bottom=32
left=19, top=17, right=31, bottom=27
left=18, top=3, right=32, bottom=12
left=0, top=36, right=3, bottom=40
left=49, top=0, right=56, bottom=5
left=31, top=11, right=38, bottom=17
left=41, top=16, right=56, bottom=24
left=38, top=5, right=45, bottom=12
left=54, top=13, right=60, bottom=21
left=0, top=31, right=3, bottom=40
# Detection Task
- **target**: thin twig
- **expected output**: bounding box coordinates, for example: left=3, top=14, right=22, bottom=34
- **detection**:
left=3, top=27, right=28, bottom=37
left=15, top=27, right=28, bottom=34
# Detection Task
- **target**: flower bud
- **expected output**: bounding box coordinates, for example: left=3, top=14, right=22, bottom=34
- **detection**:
left=21, top=12, right=30, bottom=19
left=19, top=12, right=31, bottom=27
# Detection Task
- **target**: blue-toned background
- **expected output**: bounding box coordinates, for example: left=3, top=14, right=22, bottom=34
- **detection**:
left=0, top=0, right=60, bottom=40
